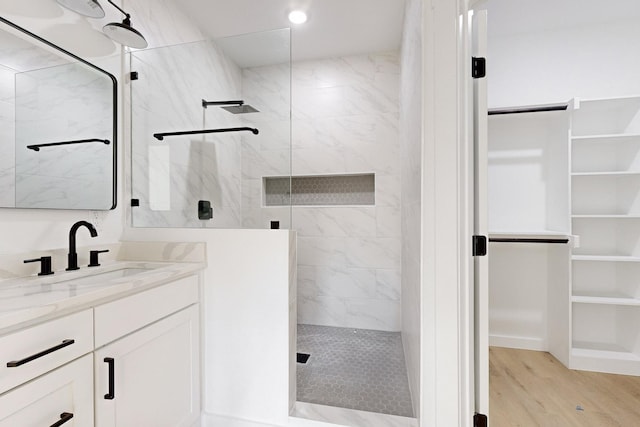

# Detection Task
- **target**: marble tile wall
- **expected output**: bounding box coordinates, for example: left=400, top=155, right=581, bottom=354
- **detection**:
left=399, top=0, right=423, bottom=416
left=240, top=60, right=292, bottom=230
left=130, top=40, right=244, bottom=227
left=0, top=65, right=15, bottom=207
left=0, top=54, right=112, bottom=209
left=243, top=53, right=402, bottom=331
left=13, top=62, right=113, bottom=209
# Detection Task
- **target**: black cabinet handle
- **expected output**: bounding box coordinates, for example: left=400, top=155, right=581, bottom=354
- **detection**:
left=49, top=412, right=74, bottom=427
left=6, top=339, right=75, bottom=367
left=104, top=357, right=115, bottom=400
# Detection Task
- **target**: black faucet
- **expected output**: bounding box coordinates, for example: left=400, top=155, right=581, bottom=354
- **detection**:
left=66, top=221, right=98, bottom=271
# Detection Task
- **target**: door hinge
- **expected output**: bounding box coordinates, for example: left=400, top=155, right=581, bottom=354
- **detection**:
left=474, top=413, right=488, bottom=427
left=472, top=235, right=487, bottom=256
left=472, top=57, right=486, bottom=79
left=131, top=198, right=140, bottom=207
left=130, top=71, right=139, bottom=81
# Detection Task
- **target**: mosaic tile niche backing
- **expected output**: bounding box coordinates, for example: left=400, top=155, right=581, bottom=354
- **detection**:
left=264, top=174, right=375, bottom=206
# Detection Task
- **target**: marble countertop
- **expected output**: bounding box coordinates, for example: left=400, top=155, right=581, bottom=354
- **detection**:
left=0, top=241, right=206, bottom=335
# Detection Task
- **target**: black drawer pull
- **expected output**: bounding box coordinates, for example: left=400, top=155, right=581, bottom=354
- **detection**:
left=6, top=339, right=75, bottom=367
left=104, top=357, right=115, bottom=400
left=50, top=412, right=74, bottom=427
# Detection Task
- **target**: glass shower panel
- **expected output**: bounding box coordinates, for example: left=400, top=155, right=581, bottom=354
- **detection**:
left=130, top=29, right=291, bottom=228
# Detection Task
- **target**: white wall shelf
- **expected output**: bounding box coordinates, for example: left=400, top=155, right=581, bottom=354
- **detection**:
left=572, top=214, right=640, bottom=218
left=572, top=133, right=640, bottom=141
left=570, top=96, right=640, bottom=376
left=572, top=171, right=640, bottom=177
left=572, top=294, right=640, bottom=306
left=572, top=96, right=640, bottom=137
left=489, top=231, right=571, bottom=239
left=572, top=255, right=640, bottom=262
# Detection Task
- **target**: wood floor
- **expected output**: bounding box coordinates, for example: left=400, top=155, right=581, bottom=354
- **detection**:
left=490, top=347, right=640, bottom=426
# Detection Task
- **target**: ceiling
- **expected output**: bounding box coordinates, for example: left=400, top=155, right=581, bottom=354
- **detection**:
left=2, top=0, right=640, bottom=67
left=486, top=0, right=640, bottom=37
left=176, top=0, right=407, bottom=64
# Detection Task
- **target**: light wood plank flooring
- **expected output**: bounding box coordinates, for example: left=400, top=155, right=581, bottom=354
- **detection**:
left=490, top=347, right=640, bottom=426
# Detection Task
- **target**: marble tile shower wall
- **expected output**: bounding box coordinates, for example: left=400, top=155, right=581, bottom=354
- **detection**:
left=240, top=62, right=292, bottom=229
left=243, top=53, right=402, bottom=331
left=131, top=40, right=244, bottom=227
left=0, top=65, right=14, bottom=206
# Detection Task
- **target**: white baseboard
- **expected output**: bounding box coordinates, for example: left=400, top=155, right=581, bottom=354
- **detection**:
left=490, top=334, right=547, bottom=351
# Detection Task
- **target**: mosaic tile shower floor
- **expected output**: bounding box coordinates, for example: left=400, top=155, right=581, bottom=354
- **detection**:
left=296, top=324, right=414, bottom=417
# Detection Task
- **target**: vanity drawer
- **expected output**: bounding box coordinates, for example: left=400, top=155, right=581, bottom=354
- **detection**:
left=0, top=353, right=93, bottom=426
left=0, top=309, right=93, bottom=394
left=94, top=275, right=199, bottom=347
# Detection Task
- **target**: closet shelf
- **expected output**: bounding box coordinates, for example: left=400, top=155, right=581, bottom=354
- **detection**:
left=571, top=171, right=640, bottom=177
left=572, top=214, right=640, bottom=219
left=572, top=255, right=640, bottom=262
left=489, top=231, right=571, bottom=239
left=572, top=294, right=640, bottom=306
left=571, top=133, right=640, bottom=142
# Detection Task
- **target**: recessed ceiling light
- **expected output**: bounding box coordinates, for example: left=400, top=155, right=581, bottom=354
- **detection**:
left=288, top=10, right=307, bottom=24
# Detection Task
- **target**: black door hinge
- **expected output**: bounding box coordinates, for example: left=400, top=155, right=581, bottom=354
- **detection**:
left=472, top=57, right=486, bottom=78
left=130, top=71, right=139, bottom=81
left=474, top=413, right=488, bottom=427
left=472, top=235, right=487, bottom=256
left=131, top=198, right=140, bottom=207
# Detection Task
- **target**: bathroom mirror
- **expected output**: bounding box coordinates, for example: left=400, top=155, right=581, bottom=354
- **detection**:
left=0, top=17, right=117, bottom=210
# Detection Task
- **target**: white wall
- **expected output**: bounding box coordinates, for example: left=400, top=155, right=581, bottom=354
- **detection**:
left=488, top=18, right=640, bottom=107
left=399, top=0, right=422, bottom=416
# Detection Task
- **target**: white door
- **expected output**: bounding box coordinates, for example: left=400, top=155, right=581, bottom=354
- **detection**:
left=472, top=8, right=490, bottom=423
left=94, top=305, right=200, bottom=427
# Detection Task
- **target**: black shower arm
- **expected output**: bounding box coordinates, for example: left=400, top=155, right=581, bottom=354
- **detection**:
left=106, top=0, right=130, bottom=19
left=153, top=127, right=259, bottom=141
left=27, top=138, right=110, bottom=152
left=202, top=99, right=244, bottom=108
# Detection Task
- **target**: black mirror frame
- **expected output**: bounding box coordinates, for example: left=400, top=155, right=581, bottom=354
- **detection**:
left=0, top=16, right=118, bottom=210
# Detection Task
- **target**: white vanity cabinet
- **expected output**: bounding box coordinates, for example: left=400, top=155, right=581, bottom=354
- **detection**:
left=94, top=275, right=200, bottom=427
left=0, top=268, right=202, bottom=427
left=0, top=354, right=94, bottom=427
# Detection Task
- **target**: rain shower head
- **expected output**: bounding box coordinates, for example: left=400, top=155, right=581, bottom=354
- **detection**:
left=221, top=104, right=260, bottom=114
left=201, top=99, right=260, bottom=114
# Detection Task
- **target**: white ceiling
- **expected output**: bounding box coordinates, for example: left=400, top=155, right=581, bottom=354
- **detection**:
left=486, top=0, right=640, bottom=37
left=177, top=0, right=640, bottom=67
left=177, top=0, right=407, bottom=64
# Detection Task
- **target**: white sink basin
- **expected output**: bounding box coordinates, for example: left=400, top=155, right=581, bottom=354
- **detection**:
left=0, top=265, right=160, bottom=312
left=50, top=267, right=153, bottom=287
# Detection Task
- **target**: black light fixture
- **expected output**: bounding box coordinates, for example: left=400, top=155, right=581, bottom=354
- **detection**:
left=56, top=0, right=148, bottom=49
left=102, top=0, right=148, bottom=49
left=56, top=0, right=105, bottom=18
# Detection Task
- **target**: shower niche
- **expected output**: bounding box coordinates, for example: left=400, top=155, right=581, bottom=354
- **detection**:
left=130, top=29, right=291, bottom=229
left=264, top=173, right=375, bottom=206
